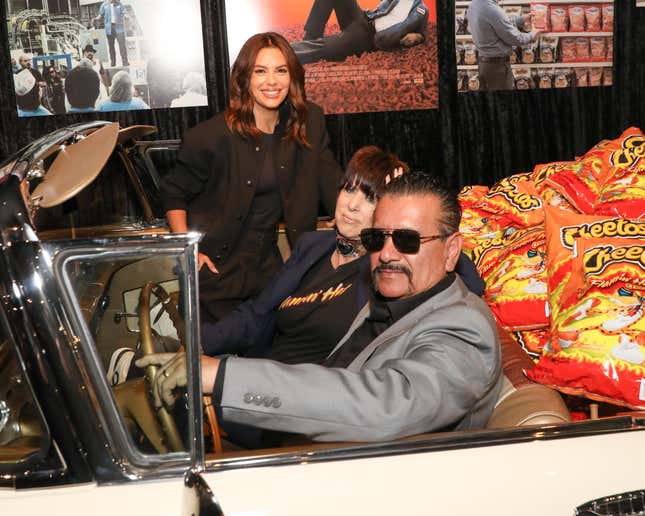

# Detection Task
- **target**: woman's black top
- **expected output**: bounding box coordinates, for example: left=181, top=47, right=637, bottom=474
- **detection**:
left=270, top=254, right=362, bottom=364
left=160, top=102, right=343, bottom=322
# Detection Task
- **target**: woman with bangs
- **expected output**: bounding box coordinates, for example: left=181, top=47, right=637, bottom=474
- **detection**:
left=200, top=145, right=409, bottom=364
left=161, top=32, right=343, bottom=324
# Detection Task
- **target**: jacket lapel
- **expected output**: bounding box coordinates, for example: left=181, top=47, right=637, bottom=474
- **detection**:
left=343, top=279, right=465, bottom=372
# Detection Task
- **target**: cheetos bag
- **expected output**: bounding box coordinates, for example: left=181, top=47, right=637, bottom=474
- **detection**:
left=529, top=212, right=645, bottom=409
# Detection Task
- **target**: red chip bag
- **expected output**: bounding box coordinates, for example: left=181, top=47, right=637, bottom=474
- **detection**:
left=458, top=184, right=489, bottom=209
left=601, top=4, right=614, bottom=32
left=568, top=5, right=586, bottom=31
left=595, top=129, right=645, bottom=218
left=511, top=328, right=549, bottom=361
left=575, top=37, right=590, bottom=61
left=585, top=5, right=602, bottom=32
left=550, top=6, right=569, bottom=32
left=605, top=127, right=645, bottom=175
left=482, top=226, right=549, bottom=330
left=544, top=154, right=606, bottom=214
left=590, top=37, right=607, bottom=61
left=545, top=207, right=645, bottom=322
left=531, top=3, right=550, bottom=31
left=474, top=172, right=545, bottom=228
left=529, top=235, right=645, bottom=410
left=561, top=38, right=577, bottom=62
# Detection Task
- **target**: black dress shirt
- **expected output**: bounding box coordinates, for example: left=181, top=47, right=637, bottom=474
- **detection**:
left=324, top=272, right=456, bottom=368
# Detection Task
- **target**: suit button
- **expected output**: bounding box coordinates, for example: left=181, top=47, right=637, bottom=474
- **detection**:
left=246, top=180, right=252, bottom=186
left=255, top=146, right=260, bottom=152
left=243, top=393, right=253, bottom=404
left=271, top=397, right=281, bottom=408
left=215, top=254, right=222, bottom=261
left=262, top=397, right=272, bottom=407
left=222, top=244, right=229, bottom=251
left=253, top=395, right=263, bottom=405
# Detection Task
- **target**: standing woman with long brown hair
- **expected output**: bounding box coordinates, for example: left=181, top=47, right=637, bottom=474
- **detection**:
left=161, top=32, right=342, bottom=323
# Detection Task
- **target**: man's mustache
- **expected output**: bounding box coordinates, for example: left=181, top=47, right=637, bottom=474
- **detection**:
left=372, top=263, right=413, bottom=283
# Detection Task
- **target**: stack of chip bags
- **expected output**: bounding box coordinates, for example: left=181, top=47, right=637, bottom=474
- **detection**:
left=459, top=127, right=645, bottom=408
left=459, top=173, right=550, bottom=356
left=527, top=127, right=645, bottom=409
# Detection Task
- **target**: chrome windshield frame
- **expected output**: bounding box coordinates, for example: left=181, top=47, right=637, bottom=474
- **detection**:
left=48, top=232, right=203, bottom=480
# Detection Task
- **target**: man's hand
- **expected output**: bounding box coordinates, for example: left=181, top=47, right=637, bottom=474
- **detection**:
left=136, top=352, right=187, bottom=408
left=135, top=353, right=220, bottom=408
left=198, top=252, right=219, bottom=274
left=400, top=33, right=424, bottom=48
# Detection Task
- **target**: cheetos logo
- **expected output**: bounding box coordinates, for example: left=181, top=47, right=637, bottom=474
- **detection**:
left=561, top=219, right=645, bottom=249
left=488, top=175, right=542, bottom=211
left=584, top=244, right=645, bottom=276
left=610, top=135, right=645, bottom=169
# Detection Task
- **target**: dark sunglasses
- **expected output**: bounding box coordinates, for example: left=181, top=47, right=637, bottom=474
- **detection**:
left=360, top=228, right=446, bottom=254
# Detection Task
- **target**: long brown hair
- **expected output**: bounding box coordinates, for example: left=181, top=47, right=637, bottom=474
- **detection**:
left=225, top=32, right=309, bottom=146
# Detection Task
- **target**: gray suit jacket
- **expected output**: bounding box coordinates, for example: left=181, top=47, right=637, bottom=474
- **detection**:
left=220, top=276, right=503, bottom=442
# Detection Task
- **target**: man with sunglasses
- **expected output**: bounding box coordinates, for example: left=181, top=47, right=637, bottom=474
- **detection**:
left=141, top=171, right=502, bottom=444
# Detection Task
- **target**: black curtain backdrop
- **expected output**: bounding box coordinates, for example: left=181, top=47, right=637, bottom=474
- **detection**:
left=0, top=0, right=643, bottom=188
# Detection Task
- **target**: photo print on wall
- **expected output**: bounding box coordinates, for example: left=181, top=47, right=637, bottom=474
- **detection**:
left=225, top=0, right=439, bottom=114
left=7, top=0, right=208, bottom=116
left=456, top=0, right=615, bottom=92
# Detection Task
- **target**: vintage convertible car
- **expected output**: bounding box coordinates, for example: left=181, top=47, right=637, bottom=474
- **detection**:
left=0, top=121, right=644, bottom=515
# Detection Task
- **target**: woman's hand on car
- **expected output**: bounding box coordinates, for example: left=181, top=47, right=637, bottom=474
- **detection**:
left=199, top=253, right=219, bottom=273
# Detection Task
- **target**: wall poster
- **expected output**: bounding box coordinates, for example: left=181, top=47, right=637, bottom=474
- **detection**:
left=7, top=0, right=207, bottom=117
left=456, top=0, right=615, bottom=92
left=225, top=0, right=439, bottom=114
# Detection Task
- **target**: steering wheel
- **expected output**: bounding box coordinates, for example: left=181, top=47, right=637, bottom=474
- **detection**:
left=137, top=281, right=223, bottom=454
left=138, top=281, right=185, bottom=452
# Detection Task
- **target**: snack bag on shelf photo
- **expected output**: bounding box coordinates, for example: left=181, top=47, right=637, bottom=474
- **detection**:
left=602, top=67, right=613, bottom=87
left=606, top=37, right=613, bottom=60
left=514, top=67, right=533, bottom=89
left=568, top=5, right=586, bottom=32
left=584, top=5, right=602, bottom=32
left=538, top=68, right=555, bottom=89
left=521, top=40, right=537, bottom=64
left=530, top=3, right=550, bottom=31
left=457, top=70, right=468, bottom=92
left=601, top=3, right=614, bottom=32
left=467, top=70, right=480, bottom=91
left=504, top=5, right=523, bottom=20
left=561, top=37, right=577, bottom=62
left=463, top=42, right=478, bottom=65
left=550, top=6, right=569, bottom=32
left=575, top=37, right=591, bottom=61
left=539, top=36, right=558, bottom=63
left=455, top=8, right=468, bottom=35
left=510, top=46, right=519, bottom=64
left=574, top=67, right=589, bottom=87
left=590, top=37, right=607, bottom=61
left=588, top=67, right=603, bottom=86
left=554, top=68, right=572, bottom=88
